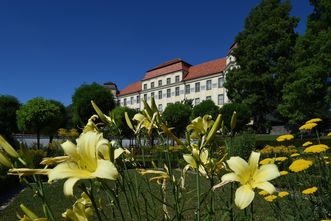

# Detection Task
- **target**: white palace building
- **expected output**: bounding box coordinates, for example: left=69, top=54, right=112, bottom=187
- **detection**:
left=109, top=45, right=237, bottom=111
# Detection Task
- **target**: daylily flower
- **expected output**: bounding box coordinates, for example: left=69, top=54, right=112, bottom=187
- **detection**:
left=62, top=192, right=93, bottom=221
left=48, top=131, right=119, bottom=196
left=213, top=151, right=280, bottom=209
left=187, top=115, right=214, bottom=139
left=183, top=146, right=209, bottom=177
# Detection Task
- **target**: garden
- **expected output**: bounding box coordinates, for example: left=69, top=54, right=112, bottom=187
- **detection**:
left=0, top=98, right=330, bottom=221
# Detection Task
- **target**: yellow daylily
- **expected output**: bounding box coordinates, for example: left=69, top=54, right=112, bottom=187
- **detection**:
left=62, top=192, right=93, bottom=221
left=183, top=145, right=209, bottom=177
left=187, top=115, right=214, bottom=139
left=214, top=151, right=280, bottom=209
left=48, top=131, right=119, bottom=196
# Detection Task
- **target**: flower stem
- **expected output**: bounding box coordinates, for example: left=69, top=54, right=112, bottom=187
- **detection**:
left=196, top=166, right=200, bottom=221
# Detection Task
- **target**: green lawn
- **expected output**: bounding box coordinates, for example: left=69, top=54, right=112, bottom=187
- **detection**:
left=0, top=170, right=277, bottom=221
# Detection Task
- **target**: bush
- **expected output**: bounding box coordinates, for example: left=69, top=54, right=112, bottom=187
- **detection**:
left=226, top=132, right=256, bottom=159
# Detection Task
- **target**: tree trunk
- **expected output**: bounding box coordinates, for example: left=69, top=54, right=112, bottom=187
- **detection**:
left=37, top=130, right=40, bottom=149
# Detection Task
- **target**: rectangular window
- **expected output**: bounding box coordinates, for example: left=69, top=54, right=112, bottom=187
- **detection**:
left=195, top=98, right=200, bottom=105
left=167, top=89, right=171, bottom=98
left=185, top=84, right=190, bottom=94
left=175, top=87, right=179, bottom=96
left=143, top=84, right=147, bottom=90
left=206, top=96, right=211, bottom=100
left=167, top=78, right=171, bottom=85
left=124, top=98, right=127, bottom=106
left=130, top=97, right=134, bottom=104
left=195, top=82, right=200, bottom=92
left=175, top=76, right=180, bottom=82
left=136, top=95, right=140, bottom=103
left=158, top=104, right=163, bottom=111
left=151, top=82, right=155, bottom=88
left=144, top=94, right=147, bottom=101
left=151, top=92, right=154, bottom=98
left=206, top=80, right=212, bottom=90
left=218, top=76, right=224, bottom=88
left=158, top=90, right=162, bottom=99
left=218, top=94, right=224, bottom=105
left=158, top=80, right=162, bottom=87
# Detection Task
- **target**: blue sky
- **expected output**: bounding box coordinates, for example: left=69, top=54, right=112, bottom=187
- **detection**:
left=0, top=0, right=313, bottom=106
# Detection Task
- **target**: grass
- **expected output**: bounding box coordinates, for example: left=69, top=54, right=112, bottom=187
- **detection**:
left=0, top=170, right=277, bottom=221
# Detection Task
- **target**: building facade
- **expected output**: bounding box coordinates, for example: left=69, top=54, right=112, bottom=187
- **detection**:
left=116, top=47, right=237, bottom=111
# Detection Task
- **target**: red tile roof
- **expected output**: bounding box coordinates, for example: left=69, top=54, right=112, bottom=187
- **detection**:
left=184, top=57, right=226, bottom=81
left=118, top=81, right=141, bottom=96
left=143, top=59, right=191, bottom=80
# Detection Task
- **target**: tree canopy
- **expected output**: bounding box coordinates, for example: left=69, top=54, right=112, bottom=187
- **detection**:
left=162, top=103, right=192, bottom=138
left=224, top=0, right=299, bottom=132
left=110, top=106, right=137, bottom=139
left=191, top=100, right=219, bottom=120
left=16, top=97, right=65, bottom=148
left=0, top=95, right=21, bottom=137
left=220, top=103, right=251, bottom=133
left=72, top=82, right=115, bottom=127
left=278, top=0, right=331, bottom=126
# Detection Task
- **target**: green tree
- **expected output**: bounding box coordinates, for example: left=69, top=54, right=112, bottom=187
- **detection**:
left=72, top=82, right=115, bottom=127
left=43, top=100, right=67, bottom=142
left=162, top=103, right=192, bottom=138
left=110, top=106, right=137, bottom=140
left=16, top=97, right=64, bottom=148
left=220, top=103, right=252, bottom=133
left=191, top=100, right=219, bottom=120
left=278, top=0, right=331, bottom=126
left=0, top=95, right=21, bottom=137
left=224, top=0, right=298, bottom=133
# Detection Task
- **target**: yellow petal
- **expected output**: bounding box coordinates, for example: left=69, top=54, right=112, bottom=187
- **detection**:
left=64, top=177, right=80, bottom=196
left=221, top=172, right=240, bottom=182
left=61, top=140, right=79, bottom=160
left=0, top=151, right=12, bottom=167
left=92, top=160, right=118, bottom=180
left=183, top=154, right=197, bottom=168
left=227, top=156, right=248, bottom=175
left=254, top=164, right=280, bottom=182
left=48, top=162, right=93, bottom=182
left=254, top=181, right=276, bottom=194
left=0, top=135, right=19, bottom=158
left=200, top=148, right=209, bottom=164
left=133, top=113, right=145, bottom=122
left=76, top=132, right=99, bottom=171
left=235, top=184, right=255, bottom=209
left=114, top=148, right=124, bottom=160
left=248, top=151, right=260, bottom=172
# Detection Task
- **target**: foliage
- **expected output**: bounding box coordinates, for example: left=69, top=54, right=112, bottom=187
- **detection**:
left=16, top=97, right=64, bottom=148
left=226, top=132, right=256, bottom=159
left=191, top=100, right=219, bottom=120
left=0, top=95, right=21, bottom=137
left=110, top=106, right=137, bottom=139
left=220, top=102, right=251, bottom=133
left=224, top=0, right=299, bottom=132
left=162, top=103, right=192, bottom=137
left=278, top=0, right=331, bottom=126
left=43, top=100, right=67, bottom=139
left=72, top=82, right=115, bottom=127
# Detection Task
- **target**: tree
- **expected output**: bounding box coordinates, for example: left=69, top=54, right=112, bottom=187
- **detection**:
left=224, top=0, right=299, bottom=133
left=110, top=106, right=137, bottom=140
left=278, top=0, right=331, bottom=126
left=162, top=103, right=192, bottom=138
left=191, top=100, right=219, bottom=120
left=72, top=82, right=115, bottom=127
left=0, top=95, right=20, bottom=137
left=220, top=103, right=252, bottom=133
left=43, top=100, right=67, bottom=142
left=16, top=97, right=64, bottom=148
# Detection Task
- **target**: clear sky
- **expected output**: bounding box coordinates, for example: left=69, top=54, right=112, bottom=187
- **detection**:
left=0, top=0, right=313, bottom=106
